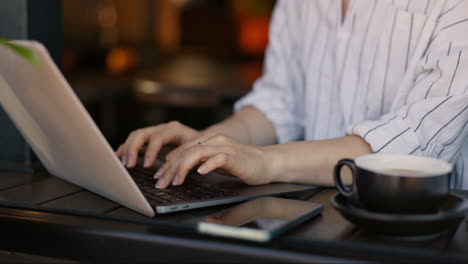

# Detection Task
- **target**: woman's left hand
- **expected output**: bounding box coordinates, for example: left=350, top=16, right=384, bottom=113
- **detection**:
left=153, top=134, right=277, bottom=189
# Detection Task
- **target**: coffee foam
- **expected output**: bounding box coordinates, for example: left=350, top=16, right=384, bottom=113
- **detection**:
left=355, top=154, right=452, bottom=177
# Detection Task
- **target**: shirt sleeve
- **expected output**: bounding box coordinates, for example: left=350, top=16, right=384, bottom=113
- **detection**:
left=348, top=1, right=468, bottom=163
left=234, top=0, right=305, bottom=143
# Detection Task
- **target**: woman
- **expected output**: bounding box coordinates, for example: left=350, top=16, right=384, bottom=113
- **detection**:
left=117, top=0, right=468, bottom=190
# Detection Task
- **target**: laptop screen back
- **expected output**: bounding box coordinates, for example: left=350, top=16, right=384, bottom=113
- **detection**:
left=0, top=41, right=154, bottom=216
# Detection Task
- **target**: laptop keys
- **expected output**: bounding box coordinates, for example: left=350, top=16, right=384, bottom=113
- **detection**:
left=128, top=167, right=239, bottom=205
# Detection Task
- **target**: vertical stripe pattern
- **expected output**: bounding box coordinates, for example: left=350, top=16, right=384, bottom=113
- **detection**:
left=235, top=0, right=468, bottom=189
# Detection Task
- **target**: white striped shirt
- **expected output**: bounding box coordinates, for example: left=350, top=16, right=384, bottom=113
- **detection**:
left=235, top=0, right=468, bottom=189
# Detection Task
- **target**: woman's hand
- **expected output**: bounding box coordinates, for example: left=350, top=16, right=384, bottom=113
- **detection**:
left=116, top=121, right=200, bottom=168
left=153, top=134, right=278, bottom=189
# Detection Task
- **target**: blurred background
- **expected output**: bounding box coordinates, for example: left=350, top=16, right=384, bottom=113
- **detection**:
left=62, top=0, right=275, bottom=149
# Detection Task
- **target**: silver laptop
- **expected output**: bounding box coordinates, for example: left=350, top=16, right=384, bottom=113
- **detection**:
left=0, top=41, right=314, bottom=217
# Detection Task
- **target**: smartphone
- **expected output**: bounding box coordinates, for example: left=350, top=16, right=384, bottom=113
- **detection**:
left=197, top=197, right=323, bottom=242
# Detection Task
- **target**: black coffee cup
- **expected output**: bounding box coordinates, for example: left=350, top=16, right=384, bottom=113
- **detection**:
left=333, top=154, right=452, bottom=214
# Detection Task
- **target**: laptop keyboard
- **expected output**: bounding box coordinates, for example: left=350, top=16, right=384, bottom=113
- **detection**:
left=129, top=167, right=239, bottom=205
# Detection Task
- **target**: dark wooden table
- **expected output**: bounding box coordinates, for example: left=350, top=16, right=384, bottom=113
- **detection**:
left=0, top=170, right=467, bottom=263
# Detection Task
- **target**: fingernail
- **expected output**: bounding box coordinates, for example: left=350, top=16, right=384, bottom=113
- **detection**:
left=198, top=165, right=207, bottom=174
left=155, top=168, right=164, bottom=179
left=126, top=155, right=133, bottom=167
left=156, top=178, right=166, bottom=189
left=144, top=157, right=151, bottom=167
left=172, top=175, right=180, bottom=186
left=122, top=155, right=128, bottom=166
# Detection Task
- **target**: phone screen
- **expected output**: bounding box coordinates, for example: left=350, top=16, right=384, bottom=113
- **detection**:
left=198, top=197, right=323, bottom=241
left=241, top=217, right=287, bottom=231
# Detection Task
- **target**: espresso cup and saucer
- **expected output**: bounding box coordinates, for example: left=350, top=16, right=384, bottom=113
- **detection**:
left=331, top=154, right=468, bottom=236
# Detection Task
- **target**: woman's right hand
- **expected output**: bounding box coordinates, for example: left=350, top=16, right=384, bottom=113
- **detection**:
left=116, top=121, right=200, bottom=169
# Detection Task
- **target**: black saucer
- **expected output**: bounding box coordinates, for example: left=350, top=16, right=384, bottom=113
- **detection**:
left=331, top=192, right=468, bottom=236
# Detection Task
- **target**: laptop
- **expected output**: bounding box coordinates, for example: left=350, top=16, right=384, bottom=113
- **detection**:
left=0, top=41, right=314, bottom=217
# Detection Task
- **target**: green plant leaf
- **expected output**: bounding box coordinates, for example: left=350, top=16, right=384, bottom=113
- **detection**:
left=0, top=38, right=40, bottom=67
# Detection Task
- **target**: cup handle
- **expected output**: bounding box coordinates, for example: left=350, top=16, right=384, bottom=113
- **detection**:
left=333, top=159, right=357, bottom=201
